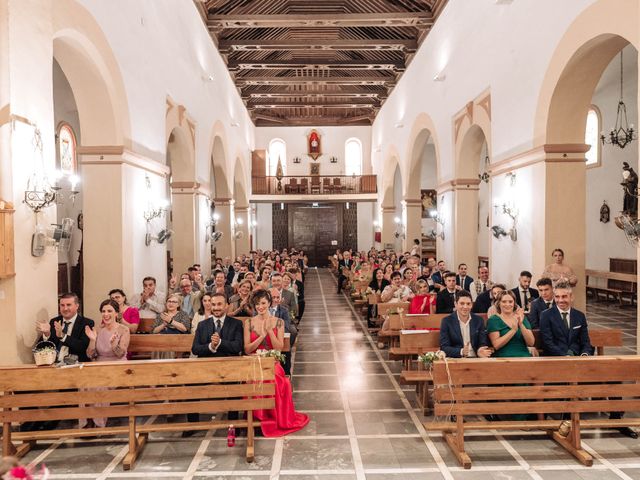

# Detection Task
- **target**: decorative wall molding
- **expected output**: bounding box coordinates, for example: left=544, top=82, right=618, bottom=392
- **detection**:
left=79, top=146, right=170, bottom=177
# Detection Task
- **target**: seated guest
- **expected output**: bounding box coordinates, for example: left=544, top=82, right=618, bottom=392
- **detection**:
left=469, top=266, right=494, bottom=301
left=82, top=299, right=130, bottom=429
left=35, top=292, right=94, bottom=363
left=337, top=251, right=355, bottom=293
left=207, top=270, right=234, bottom=301
left=383, top=264, right=394, bottom=281
left=355, top=260, right=373, bottom=283
left=440, top=291, right=492, bottom=358
left=191, top=292, right=213, bottom=334
left=487, top=290, right=535, bottom=357
left=402, top=267, right=416, bottom=292
left=130, top=276, right=165, bottom=328
left=417, top=266, right=437, bottom=292
left=473, top=283, right=506, bottom=315
left=510, top=271, right=539, bottom=313
left=270, top=288, right=296, bottom=376
left=409, top=279, right=434, bottom=314
left=178, top=278, right=202, bottom=320
left=109, top=289, right=139, bottom=333
left=527, top=277, right=555, bottom=329
left=226, top=260, right=242, bottom=285
left=282, top=272, right=299, bottom=320
left=436, top=272, right=459, bottom=314
left=456, top=263, right=474, bottom=292
left=431, top=260, right=447, bottom=291
left=289, top=267, right=305, bottom=321
left=369, top=268, right=390, bottom=293
left=380, top=271, right=414, bottom=304
left=539, top=282, right=593, bottom=357
left=152, top=294, right=191, bottom=334
left=271, top=272, right=296, bottom=313
left=227, top=279, right=254, bottom=317
left=243, top=290, right=309, bottom=436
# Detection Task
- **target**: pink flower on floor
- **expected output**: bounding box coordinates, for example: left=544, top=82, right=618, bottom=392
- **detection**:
left=8, top=466, right=32, bottom=479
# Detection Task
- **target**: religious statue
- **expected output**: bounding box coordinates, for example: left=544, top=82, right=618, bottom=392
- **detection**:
left=621, top=162, right=638, bottom=216
left=307, top=130, right=322, bottom=160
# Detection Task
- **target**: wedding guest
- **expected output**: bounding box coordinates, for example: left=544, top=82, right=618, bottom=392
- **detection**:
left=487, top=290, right=534, bottom=357
left=456, top=263, right=474, bottom=292
left=130, top=277, right=166, bottom=325
left=469, top=266, right=494, bottom=301
left=436, top=272, right=459, bottom=313
left=409, top=279, right=434, bottom=314
left=108, top=289, right=139, bottom=333
left=527, top=277, right=555, bottom=329
left=440, top=291, right=492, bottom=358
left=152, top=294, right=190, bottom=334
left=228, top=280, right=255, bottom=317
left=542, top=248, right=578, bottom=287
left=510, top=271, right=539, bottom=313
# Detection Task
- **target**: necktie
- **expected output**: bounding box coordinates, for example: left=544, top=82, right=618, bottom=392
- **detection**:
left=561, top=311, right=569, bottom=329
left=523, top=290, right=529, bottom=310
left=482, top=283, right=487, bottom=293
left=546, top=302, right=552, bottom=309
left=62, top=321, right=71, bottom=335
left=216, top=319, right=222, bottom=333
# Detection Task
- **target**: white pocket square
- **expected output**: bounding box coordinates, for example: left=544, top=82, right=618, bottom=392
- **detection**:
left=572, top=325, right=581, bottom=329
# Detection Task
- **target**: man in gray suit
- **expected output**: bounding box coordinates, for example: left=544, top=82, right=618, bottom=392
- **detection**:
left=270, top=272, right=296, bottom=312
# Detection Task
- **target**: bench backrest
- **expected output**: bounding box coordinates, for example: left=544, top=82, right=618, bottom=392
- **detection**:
left=0, top=356, right=276, bottom=424
left=128, top=334, right=291, bottom=353
left=399, top=331, right=440, bottom=349
left=388, top=313, right=445, bottom=331
left=432, top=356, right=640, bottom=417
left=377, top=302, right=410, bottom=316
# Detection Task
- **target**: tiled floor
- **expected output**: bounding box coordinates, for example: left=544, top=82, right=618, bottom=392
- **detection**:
left=19, top=269, right=640, bottom=479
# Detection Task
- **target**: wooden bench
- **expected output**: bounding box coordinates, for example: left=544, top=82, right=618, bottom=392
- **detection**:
left=397, top=328, right=623, bottom=414
left=586, top=269, right=636, bottom=306
left=379, top=313, right=445, bottom=347
left=427, top=356, right=640, bottom=469
left=0, top=356, right=275, bottom=470
left=128, top=333, right=291, bottom=357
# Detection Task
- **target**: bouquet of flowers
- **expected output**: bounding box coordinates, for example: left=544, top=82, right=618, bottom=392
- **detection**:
left=362, top=287, right=374, bottom=300
left=417, top=350, right=446, bottom=370
left=0, top=456, right=49, bottom=480
left=255, top=349, right=286, bottom=364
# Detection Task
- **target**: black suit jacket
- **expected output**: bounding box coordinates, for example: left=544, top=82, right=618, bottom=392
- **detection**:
left=436, top=289, right=457, bottom=314
left=527, top=297, right=554, bottom=329
left=44, top=315, right=95, bottom=362
left=510, top=287, right=539, bottom=309
left=456, top=275, right=474, bottom=292
left=539, top=306, right=593, bottom=356
left=472, top=290, right=492, bottom=314
left=191, top=315, right=244, bottom=357
left=439, top=313, right=488, bottom=358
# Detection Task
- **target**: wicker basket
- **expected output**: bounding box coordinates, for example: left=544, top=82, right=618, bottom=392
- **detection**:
left=33, top=341, right=57, bottom=366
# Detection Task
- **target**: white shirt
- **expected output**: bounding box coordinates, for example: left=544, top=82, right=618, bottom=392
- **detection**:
left=558, top=308, right=572, bottom=328
left=132, top=291, right=166, bottom=319
left=457, top=313, right=476, bottom=358
left=44, top=313, right=78, bottom=362
left=209, top=315, right=226, bottom=353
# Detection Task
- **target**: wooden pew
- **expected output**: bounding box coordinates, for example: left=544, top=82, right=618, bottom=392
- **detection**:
left=427, top=356, right=640, bottom=469
left=376, top=302, right=410, bottom=317
left=396, top=328, right=624, bottom=414
left=586, top=269, right=637, bottom=306
left=378, top=313, right=445, bottom=347
left=0, top=357, right=276, bottom=470
left=128, top=333, right=291, bottom=357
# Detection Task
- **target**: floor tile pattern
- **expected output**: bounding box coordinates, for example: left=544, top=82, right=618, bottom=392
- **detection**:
left=18, top=269, right=640, bottom=479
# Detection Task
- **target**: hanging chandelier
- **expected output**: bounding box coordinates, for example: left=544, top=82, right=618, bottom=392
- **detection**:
left=601, top=51, right=636, bottom=149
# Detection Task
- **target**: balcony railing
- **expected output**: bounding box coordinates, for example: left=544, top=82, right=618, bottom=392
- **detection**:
left=251, top=175, right=377, bottom=195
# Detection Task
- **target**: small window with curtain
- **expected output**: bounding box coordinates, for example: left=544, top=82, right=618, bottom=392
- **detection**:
left=585, top=106, right=601, bottom=167
left=268, top=138, right=287, bottom=176
left=344, top=138, right=362, bottom=176
left=57, top=122, right=77, bottom=175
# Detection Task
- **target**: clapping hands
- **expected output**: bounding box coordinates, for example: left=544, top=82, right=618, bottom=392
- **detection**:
left=85, top=325, right=97, bottom=341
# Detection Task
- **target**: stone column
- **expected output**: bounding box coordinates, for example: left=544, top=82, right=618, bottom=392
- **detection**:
left=234, top=205, right=251, bottom=255
left=380, top=206, right=397, bottom=250
left=0, top=0, right=57, bottom=363
left=169, top=182, right=201, bottom=275
left=453, top=180, right=480, bottom=273
left=212, top=198, right=235, bottom=261
left=402, top=198, right=422, bottom=253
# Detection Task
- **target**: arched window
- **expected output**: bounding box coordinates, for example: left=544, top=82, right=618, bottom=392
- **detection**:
left=344, top=137, right=362, bottom=176
left=268, top=138, right=287, bottom=176
left=57, top=122, right=77, bottom=175
left=585, top=106, right=601, bottom=167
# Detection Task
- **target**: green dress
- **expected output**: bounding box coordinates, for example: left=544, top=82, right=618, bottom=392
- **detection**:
left=487, top=315, right=532, bottom=357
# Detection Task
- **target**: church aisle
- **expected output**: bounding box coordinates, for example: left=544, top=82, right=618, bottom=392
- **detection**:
left=18, top=269, right=640, bottom=479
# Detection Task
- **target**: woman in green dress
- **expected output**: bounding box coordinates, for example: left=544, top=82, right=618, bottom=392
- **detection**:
left=487, top=290, right=535, bottom=357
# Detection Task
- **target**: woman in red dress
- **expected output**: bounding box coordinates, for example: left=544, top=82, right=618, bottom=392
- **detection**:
left=409, top=279, right=435, bottom=315
left=243, top=290, right=309, bottom=437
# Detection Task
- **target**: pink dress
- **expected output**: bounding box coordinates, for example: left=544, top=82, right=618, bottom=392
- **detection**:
left=122, top=307, right=140, bottom=329
left=249, top=330, right=309, bottom=437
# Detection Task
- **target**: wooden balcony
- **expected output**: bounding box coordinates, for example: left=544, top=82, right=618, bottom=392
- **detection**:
left=251, top=175, right=377, bottom=201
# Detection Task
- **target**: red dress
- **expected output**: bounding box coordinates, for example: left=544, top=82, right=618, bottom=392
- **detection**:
left=409, top=294, right=434, bottom=314
left=249, top=330, right=309, bottom=437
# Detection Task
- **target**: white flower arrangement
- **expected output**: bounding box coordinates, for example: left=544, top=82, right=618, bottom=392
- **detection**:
left=255, top=349, right=286, bottom=364
left=417, top=350, right=446, bottom=369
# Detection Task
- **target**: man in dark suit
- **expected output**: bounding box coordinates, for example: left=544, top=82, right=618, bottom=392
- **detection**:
left=226, top=260, right=241, bottom=285
left=337, top=251, right=354, bottom=293
left=440, top=291, right=492, bottom=358
left=472, top=284, right=506, bottom=314
left=510, top=271, right=539, bottom=313
left=455, top=263, right=474, bottom=292
left=186, top=293, right=244, bottom=436
left=431, top=260, right=447, bottom=291
left=527, top=277, right=555, bottom=329
left=436, top=272, right=458, bottom=313
left=269, top=288, right=296, bottom=376
left=35, top=292, right=94, bottom=363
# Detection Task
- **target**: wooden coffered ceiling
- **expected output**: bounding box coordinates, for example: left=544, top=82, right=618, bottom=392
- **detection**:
left=196, top=0, right=448, bottom=126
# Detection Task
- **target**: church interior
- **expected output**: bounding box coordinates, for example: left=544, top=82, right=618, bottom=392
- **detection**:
left=0, top=0, right=640, bottom=478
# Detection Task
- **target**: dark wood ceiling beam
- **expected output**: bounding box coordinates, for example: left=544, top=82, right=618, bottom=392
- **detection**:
left=248, top=98, right=380, bottom=108
left=243, top=91, right=384, bottom=99
left=207, top=12, right=434, bottom=29
left=255, top=117, right=373, bottom=126
left=218, top=38, right=418, bottom=52
left=236, top=75, right=395, bottom=86
left=228, top=58, right=404, bottom=71
left=251, top=113, right=287, bottom=124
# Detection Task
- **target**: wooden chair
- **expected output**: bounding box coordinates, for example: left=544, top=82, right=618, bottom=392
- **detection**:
left=333, top=177, right=344, bottom=193
left=285, top=177, right=299, bottom=194
left=310, top=176, right=321, bottom=194
left=299, top=178, right=309, bottom=194
left=1, top=357, right=276, bottom=470
left=322, top=177, right=332, bottom=193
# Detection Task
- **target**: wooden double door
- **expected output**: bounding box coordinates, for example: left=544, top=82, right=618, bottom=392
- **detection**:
left=289, top=205, right=339, bottom=267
